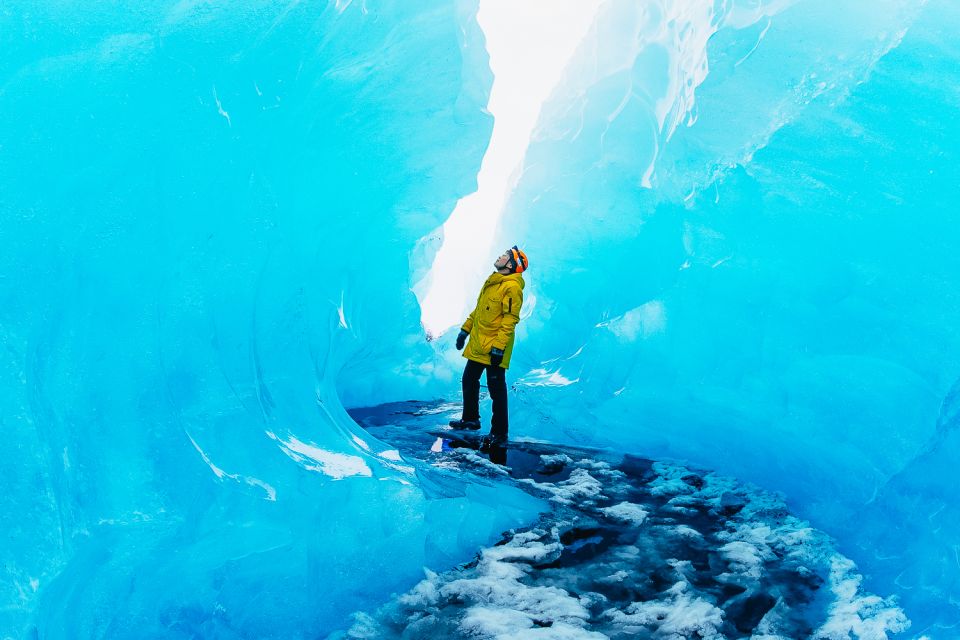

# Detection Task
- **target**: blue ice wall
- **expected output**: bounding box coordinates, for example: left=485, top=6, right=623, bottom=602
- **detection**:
left=4, top=0, right=960, bottom=637
left=501, top=0, right=960, bottom=634
left=0, top=1, right=551, bottom=637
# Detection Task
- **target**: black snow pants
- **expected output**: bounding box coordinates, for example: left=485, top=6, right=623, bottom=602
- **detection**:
left=460, top=359, right=508, bottom=438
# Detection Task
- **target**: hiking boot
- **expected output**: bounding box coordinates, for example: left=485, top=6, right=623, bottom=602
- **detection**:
left=449, top=419, right=481, bottom=431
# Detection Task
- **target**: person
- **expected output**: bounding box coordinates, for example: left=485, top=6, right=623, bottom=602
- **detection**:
left=450, top=245, right=529, bottom=447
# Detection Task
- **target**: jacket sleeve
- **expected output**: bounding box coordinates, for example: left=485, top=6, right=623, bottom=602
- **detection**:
left=492, top=284, right=523, bottom=350
left=462, top=286, right=485, bottom=333
left=461, top=309, right=475, bottom=334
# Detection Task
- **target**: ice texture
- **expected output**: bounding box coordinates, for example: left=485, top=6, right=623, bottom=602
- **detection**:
left=3, top=0, right=960, bottom=637
left=0, top=1, right=546, bottom=637
left=500, top=0, right=960, bottom=634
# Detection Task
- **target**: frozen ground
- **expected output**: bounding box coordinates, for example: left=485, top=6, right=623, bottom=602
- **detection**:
left=333, top=401, right=910, bottom=640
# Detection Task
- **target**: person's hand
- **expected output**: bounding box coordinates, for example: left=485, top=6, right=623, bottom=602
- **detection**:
left=456, top=330, right=468, bottom=350
left=489, top=347, right=504, bottom=368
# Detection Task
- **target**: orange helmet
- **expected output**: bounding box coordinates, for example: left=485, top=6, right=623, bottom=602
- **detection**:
left=507, top=245, right=528, bottom=274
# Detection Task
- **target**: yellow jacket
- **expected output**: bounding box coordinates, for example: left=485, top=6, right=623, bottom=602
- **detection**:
left=461, top=272, right=525, bottom=369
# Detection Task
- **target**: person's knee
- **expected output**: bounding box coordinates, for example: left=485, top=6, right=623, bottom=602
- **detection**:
left=463, top=364, right=481, bottom=385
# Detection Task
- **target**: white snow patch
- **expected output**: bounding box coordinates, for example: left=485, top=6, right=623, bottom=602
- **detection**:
left=598, top=570, right=630, bottom=584
left=437, top=529, right=594, bottom=635
left=671, top=525, right=704, bottom=539
left=575, top=458, right=612, bottom=471
left=268, top=431, right=372, bottom=479
left=461, top=606, right=534, bottom=636
left=380, top=449, right=402, bottom=461
left=383, top=527, right=606, bottom=639
left=244, top=477, right=277, bottom=501
left=605, top=579, right=725, bottom=639
left=648, top=463, right=698, bottom=497
left=490, top=620, right=610, bottom=639
left=398, top=568, right=442, bottom=608
left=812, top=555, right=909, bottom=639
left=600, top=501, right=648, bottom=526
left=649, top=462, right=911, bottom=638
left=458, top=448, right=512, bottom=476
left=719, top=540, right=773, bottom=580
left=483, top=533, right=562, bottom=565
left=520, top=468, right=605, bottom=505
left=342, top=611, right=380, bottom=638
left=539, top=454, right=573, bottom=468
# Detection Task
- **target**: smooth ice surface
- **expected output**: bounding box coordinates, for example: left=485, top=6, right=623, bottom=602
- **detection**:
left=3, top=0, right=960, bottom=637
left=492, top=1, right=960, bottom=634
left=0, top=1, right=548, bottom=637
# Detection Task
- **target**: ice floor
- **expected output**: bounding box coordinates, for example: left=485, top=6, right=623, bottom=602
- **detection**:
left=334, top=401, right=910, bottom=640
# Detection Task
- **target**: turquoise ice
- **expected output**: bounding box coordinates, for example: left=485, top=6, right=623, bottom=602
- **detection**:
left=1, top=0, right=958, bottom=637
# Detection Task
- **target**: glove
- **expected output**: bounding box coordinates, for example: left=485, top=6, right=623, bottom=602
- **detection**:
left=455, top=329, right=468, bottom=350
left=489, top=347, right=504, bottom=368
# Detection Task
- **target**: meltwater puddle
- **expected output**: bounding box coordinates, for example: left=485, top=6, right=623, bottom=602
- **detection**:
left=333, top=401, right=910, bottom=640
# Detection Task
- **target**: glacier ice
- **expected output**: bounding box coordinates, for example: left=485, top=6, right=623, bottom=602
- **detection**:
left=0, top=1, right=545, bottom=637
left=498, top=0, right=960, bottom=633
left=2, top=0, right=960, bottom=637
